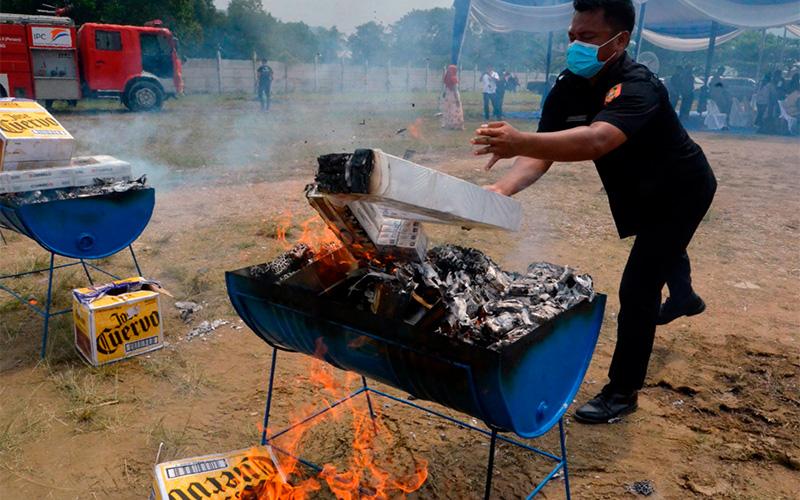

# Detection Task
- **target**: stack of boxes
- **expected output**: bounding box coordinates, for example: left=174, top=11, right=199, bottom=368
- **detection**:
left=0, top=98, right=131, bottom=194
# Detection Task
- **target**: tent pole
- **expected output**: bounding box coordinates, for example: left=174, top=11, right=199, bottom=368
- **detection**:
left=634, top=1, right=648, bottom=61
left=542, top=31, right=553, bottom=107
left=451, top=0, right=472, bottom=65
left=778, top=27, right=788, bottom=68
left=700, top=21, right=719, bottom=113
left=756, top=29, right=767, bottom=82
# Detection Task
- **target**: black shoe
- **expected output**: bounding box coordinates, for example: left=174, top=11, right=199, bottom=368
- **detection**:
left=657, top=293, right=706, bottom=325
left=574, top=389, right=638, bottom=424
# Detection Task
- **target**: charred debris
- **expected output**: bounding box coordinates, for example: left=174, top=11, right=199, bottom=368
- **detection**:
left=249, top=243, right=593, bottom=351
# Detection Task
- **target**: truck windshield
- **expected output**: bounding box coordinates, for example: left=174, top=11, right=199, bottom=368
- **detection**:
left=140, top=33, right=173, bottom=78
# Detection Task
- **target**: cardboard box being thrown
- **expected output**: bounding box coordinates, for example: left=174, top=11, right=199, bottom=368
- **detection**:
left=0, top=99, right=75, bottom=171
left=310, top=149, right=521, bottom=262
left=73, top=277, right=165, bottom=366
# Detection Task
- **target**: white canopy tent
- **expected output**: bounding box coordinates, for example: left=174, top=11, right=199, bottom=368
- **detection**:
left=451, top=0, right=800, bottom=106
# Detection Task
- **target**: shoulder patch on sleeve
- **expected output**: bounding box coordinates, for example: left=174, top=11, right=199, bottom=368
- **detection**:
left=605, top=83, right=622, bottom=105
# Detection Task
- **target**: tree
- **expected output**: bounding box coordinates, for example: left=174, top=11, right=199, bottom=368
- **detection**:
left=315, top=26, right=345, bottom=62
left=348, top=22, right=389, bottom=65
left=389, top=8, right=453, bottom=67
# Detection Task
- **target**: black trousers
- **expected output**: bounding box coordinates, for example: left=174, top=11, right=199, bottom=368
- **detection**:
left=483, top=93, right=496, bottom=120
left=258, top=84, right=271, bottom=111
left=607, top=168, right=717, bottom=394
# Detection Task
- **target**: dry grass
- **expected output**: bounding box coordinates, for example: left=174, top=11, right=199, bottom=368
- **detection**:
left=146, top=417, right=193, bottom=463
left=47, top=364, right=121, bottom=428
left=139, top=351, right=214, bottom=396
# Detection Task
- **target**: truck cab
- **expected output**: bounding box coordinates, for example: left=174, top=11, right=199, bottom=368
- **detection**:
left=77, top=22, right=183, bottom=111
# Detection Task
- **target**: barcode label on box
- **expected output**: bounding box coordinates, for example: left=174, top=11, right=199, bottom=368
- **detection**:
left=166, top=459, right=229, bottom=479
left=125, top=336, right=159, bottom=353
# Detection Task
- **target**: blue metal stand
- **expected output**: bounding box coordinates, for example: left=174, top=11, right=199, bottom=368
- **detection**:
left=260, top=348, right=572, bottom=499
left=0, top=245, right=143, bottom=358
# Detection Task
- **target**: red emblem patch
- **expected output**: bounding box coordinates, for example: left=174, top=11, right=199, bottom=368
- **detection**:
left=605, top=84, right=622, bottom=105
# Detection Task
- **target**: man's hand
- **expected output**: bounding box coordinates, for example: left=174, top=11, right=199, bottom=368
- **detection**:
left=471, top=122, right=528, bottom=171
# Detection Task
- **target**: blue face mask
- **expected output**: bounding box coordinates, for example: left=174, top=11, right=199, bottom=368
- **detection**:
left=567, top=33, right=622, bottom=78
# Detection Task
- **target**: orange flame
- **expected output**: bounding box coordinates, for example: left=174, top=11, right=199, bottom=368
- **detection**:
left=274, top=212, right=341, bottom=255
left=407, top=118, right=424, bottom=140
left=256, top=340, right=429, bottom=499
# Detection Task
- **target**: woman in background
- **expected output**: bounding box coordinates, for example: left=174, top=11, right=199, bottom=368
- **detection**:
left=441, top=65, right=464, bottom=130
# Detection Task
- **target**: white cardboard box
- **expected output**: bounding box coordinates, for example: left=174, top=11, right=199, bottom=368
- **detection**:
left=357, top=149, right=521, bottom=232
left=0, top=99, right=75, bottom=171
left=0, top=156, right=131, bottom=194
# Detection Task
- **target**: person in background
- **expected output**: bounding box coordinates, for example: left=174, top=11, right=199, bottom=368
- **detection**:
left=783, top=74, right=800, bottom=120
left=506, top=72, right=520, bottom=92
left=770, top=69, right=786, bottom=119
left=755, top=72, right=772, bottom=128
left=708, top=66, right=725, bottom=92
left=441, top=64, right=465, bottom=130
left=678, top=65, right=695, bottom=121
left=668, top=65, right=682, bottom=108
left=257, top=58, right=273, bottom=112
left=709, top=72, right=732, bottom=117
left=481, top=64, right=499, bottom=121
left=495, top=68, right=507, bottom=120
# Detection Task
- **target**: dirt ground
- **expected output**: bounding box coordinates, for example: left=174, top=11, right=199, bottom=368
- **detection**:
left=0, top=94, right=798, bottom=499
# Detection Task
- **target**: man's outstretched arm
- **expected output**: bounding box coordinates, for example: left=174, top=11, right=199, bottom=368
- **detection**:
left=486, top=157, right=554, bottom=196
left=472, top=121, right=627, bottom=170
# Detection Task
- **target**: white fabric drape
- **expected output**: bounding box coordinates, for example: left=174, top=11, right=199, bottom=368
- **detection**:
left=468, top=0, right=574, bottom=34
left=641, top=27, right=745, bottom=51
left=676, top=0, right=800, bottom=29
left=468, top=0, right=800, bottom=33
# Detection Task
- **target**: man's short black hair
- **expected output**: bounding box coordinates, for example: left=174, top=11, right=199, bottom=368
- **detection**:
left=573, top=0, right=636, bottom=33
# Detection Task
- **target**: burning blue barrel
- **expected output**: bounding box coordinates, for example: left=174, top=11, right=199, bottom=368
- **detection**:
left=0, top=188, right=155, bottom=259
left=226, top=267, right=605, bottom=439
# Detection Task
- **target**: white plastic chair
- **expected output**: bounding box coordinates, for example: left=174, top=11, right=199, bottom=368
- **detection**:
left=704, top=100, right=728, bottom=131
left=777, top=100, right=797, bottom=134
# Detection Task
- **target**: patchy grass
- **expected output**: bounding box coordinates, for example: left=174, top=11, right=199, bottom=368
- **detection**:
left=47, top=365, right=121, bottom=428
left=146, top=417, right=194, bottom=463
left=139, top=351, right=214, bottom=396
left=0, top=403, right=47, bottom=461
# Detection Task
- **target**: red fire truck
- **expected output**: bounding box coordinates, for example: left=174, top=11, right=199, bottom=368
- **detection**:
left=0, top=13, right=183, bottom=111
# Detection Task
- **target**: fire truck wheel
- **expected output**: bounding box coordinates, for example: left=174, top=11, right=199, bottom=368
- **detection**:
left=126, top=81, right=163, bottom=112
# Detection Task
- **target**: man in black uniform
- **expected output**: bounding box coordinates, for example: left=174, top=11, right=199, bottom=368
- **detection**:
left=472, top=0, right=716, bottom=424
left=257, top=58, right=273, bottom=112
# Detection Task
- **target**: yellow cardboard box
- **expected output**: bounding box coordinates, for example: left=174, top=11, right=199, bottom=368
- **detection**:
left=0, top=98, right=74, bottom=171
left=150, top=447, right=286, bottom=500
left=73, top=277, right=164, bottom=366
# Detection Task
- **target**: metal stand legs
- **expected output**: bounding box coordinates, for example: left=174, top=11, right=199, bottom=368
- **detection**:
left=0, top=245, right=143, bottom=358
left=259, top=347, right=573, bottom=498
left=485, top=429, right=498, bottom=500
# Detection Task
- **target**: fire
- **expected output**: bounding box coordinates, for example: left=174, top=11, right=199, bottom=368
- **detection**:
left=258, top=217, right=428, bottom=499
left=274, top=212, right=342, bottom=255
left=256, top=343, right=429, bottom=499
left=406, top=118, right=424, bottom=140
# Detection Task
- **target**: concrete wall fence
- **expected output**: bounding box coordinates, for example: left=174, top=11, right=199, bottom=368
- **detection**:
left=182, top=57, right=545, bottom=95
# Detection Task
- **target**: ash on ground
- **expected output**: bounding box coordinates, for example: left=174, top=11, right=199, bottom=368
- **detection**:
left=257, top=244, right=594, bottom=351
left=0, top=176, right=147, bottom=205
